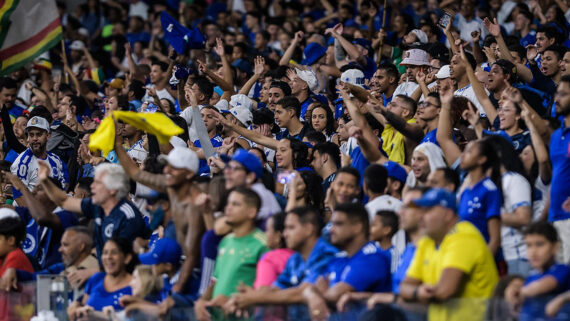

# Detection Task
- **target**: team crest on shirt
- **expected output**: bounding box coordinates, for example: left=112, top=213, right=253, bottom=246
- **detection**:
left=104, top=224, right=114, bottom=238
left=23, top=234, right=35, bottom=254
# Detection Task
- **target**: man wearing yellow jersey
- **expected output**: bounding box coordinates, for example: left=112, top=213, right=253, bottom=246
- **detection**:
left=399, top=188, right=499, bottom=321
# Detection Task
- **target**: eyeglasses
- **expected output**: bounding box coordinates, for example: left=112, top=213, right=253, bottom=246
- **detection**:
left=418, top=101, right=440, bottom=109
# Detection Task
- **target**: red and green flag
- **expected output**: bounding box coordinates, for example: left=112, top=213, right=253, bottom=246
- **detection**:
left=0, top=0, right=62, bottom=75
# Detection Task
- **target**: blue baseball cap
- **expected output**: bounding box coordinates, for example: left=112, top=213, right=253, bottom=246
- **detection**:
left=139, top=237, right=182, bottom=265
left=302, top=43, right=327, bottom=66
left=232, top=59, right=253, bottom=74
left=384, top=161, right=408, bottom=183
left=221, top=149, right=263, bottom=179
left=411, top=188, right=457, bottom=212
left=345, top=19, right=360, bottom=29
left=352, top=38, right=372, bottom=52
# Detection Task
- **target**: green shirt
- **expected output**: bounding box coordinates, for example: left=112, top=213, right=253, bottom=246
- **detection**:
left=212, top=229, right=268, bottom=298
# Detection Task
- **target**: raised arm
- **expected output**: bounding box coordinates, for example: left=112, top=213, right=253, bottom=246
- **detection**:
left=37, top=161, right=82, bottom=214
left=238, top=56, right=264, bottom=96
left=212, top=38, right=234, bottom=90
left=279, top=31, right=304, bottom=66
left=215, top=113, right=278, bottom=150
left=327, top=26, right=366, bottom=66
left=521, top=109, right=552, bottom=184
left=436, top=83, right=462, bottom=166
left=3, top=172, right=62, bottom=229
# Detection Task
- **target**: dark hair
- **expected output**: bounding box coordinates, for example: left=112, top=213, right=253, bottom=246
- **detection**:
left=310, top=103, right=335, bottom=136
left=270, top=211, right=287, bottom=247
left=129, top=80, right=146, bottom=101
left=285, top=138, right=310, bottom=169
left=0, top=76, right=17, bottom=91
left=544, top=44, right=568, bottom=60
left=0, top=217, right=25, bottom=247
left=252, top=108, right=274, bottom=125
left=312, top=142, right=340, bottom=169
left=116, top=95, right=130, bottom=111
left=336, top=166, right=361, bottom=185
left=277, top=96, right=301, bottom=117
left=270, top=80, right=292, bottom=96
left=234, top=42, right=249, bottom=53
left=364, top=164, right=388, bottom=194
left=105, top=237, right=138, bottom=274
left=523, top=221, right=558, bottom=243
left=475, top=138, right=504, bottom=203
left=377, top=63, right=400, bottom=84
left=77, top=177, right=94, bottom=191
left=507, top=44, right=527, bottom=62
left=305, top=131, right=326, bottom=145
left=562, top=74, right=570, bottom=86
left=333, top=202, right=370, bottom=237
left=194, top=76, right=214, bottom=101
left=396, top=95, right=418, bottom=116
left=68, top=95, right=89, bottom=115
left=483, top=35, right=497, bottom=48
left=287, top=206, right=323, bottom=236
left=152, top=60, right=168, bottom=72
left=230, top=186, right=262, bottom=211
left=364, top=113, right=384, bottom=135
left=462, top=51, right=477, bottom=70
left=299, top=170, right=325, bottom=209
left=427, top=92, right=441, bottom=107
left=434, top=167, right=460, bottom=192
left=537, top=25, right=561, bottom=43
left=29, top=105, right=53, bottom=124
left=376, top=210, right=399, bottom=238
left=484, top=135, right=528, bottom=181
left=493, top=59, right=517, bottom=83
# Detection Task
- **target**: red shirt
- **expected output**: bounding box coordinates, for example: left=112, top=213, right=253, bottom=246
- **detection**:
left=0, top=249, right=34, bottom=321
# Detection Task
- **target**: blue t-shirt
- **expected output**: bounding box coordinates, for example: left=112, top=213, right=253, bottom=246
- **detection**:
left=85, top=272, right=132, bottom=311
left=275, top=124, right=313, bottom=141
left=194, top=135, right=223, bottom=175
left=273, top=238, right=338, bottom=289
left=420, top=128, right=438, bottom=145
left=520, top=31, right=537, bottom=48
left=458, top=178, right=502, bottom=242
left=520, top=264, right=570, bottom=320
left=362, top=56, right=377, bottom=80
left=549, top=123, right=570, bottom=221
left=16, top=207, right=78, bottom=269
left=327, top=242, right=391, bottom=292
left=392, top=243, right=416, bottom=294
left=80, top=198, right=150, bottom=259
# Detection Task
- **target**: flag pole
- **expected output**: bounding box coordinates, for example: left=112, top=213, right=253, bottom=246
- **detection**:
left=61, top=39, right=68, bottom=84
left=377, top=0, right=387, bottom=66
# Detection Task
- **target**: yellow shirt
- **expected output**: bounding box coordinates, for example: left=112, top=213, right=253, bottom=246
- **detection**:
left=406, top=221, right=499, bottom=321
left=381, top=118, right=416, bottom=164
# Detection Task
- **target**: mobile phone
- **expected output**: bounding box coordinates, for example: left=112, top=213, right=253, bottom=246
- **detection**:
left=439, top=11, right=452, bottom=28
left=277, top=169, right=295, bottom=184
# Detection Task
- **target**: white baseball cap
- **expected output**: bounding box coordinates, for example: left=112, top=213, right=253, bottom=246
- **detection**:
left=229, top=94, right=253, bottom=111
left=436, top=65, right=451, bottom=79
left=401, top=49, right=430, bottom=66
left=0, top=208, right=19, bottom=221
left=158, top=147, right=199, bottom=173
left=229, top=107, right=253, bottom=127
left=70, top=40, right=85, bottom=51
left=169, top=136, right=187, bottom=148
left=340, top=69, right=366, bottom=88
left=410, top=29, right=428, bottom=44
left=26, top=116, right=50, bottom=132
left=295, top=68, right=318, bottom=92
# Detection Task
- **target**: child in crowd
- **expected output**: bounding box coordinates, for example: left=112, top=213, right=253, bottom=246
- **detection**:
left=369, top=210, right=400, bottom=273
left=517, top=221, right=570, bottom=320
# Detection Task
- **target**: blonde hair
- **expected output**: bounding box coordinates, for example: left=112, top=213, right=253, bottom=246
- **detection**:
left=134, top=265, right=163, bottom=298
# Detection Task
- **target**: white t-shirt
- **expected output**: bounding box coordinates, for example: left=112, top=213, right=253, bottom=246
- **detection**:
left=393, top=81, right=419, bottom=98
left=532, top=177, right=550, bottom=222
left=455, top=14, right=488, bottom=44
left=454, top=85, right=489, bottom=117
left=500, top=172, right=532, bottom=261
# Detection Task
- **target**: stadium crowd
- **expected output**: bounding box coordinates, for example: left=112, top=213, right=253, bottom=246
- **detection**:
left=1, top=0, right=570, bottom=320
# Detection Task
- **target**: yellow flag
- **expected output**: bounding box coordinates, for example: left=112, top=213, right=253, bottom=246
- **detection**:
left=113, top=111, right=184, bottom=144
left=88, top=117, right=115, bottom=156
left=88, top=111, right=184, bottom=156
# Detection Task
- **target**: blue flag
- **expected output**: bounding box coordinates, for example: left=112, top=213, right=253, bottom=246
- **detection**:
left=160, top=12, right=205, bottom=54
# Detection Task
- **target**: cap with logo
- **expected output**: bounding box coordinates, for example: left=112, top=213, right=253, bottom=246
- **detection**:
left=70, top=40, right=85, bottom=51
left=26, top=116, right=50, bottom=132
left=410, top=29, right=428, bottom=44
left=139, top=237, right=182, bottom=265
left=411, top=188, right=457, bottom=212
left=232, top=59, right=253, bottom=75
left=351, top=38, right=372, bottom=53
left=229, top=94, right=253, bottom=111
left=108, top=78, right=124, bottom=89
left=158, top=147, right=199, bottom=173
left=401, top=49, right=430, bottom=66
left=229, top=107, right=253, bottom=127
left=340, top=69, right=366, bottom=88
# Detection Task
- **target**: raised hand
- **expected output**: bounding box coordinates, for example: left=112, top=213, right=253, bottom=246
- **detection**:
left=286, top=68, right=297, bottom=82
left=439, top=81, right=454, bottom=105
left=482, top=46, right=496, bottom=64
left=293, top=31, right=304, bottom=42
left=416, top=70, right=426, bottom=84
left=254, top=56, right=265, bottom=76
left=184, top=86, right=198, bottom=107
left=471, top=29, right=481, bottom=43
left=124, top=42, right=132, bottom=56
left=483, top=17, right=501, bottom=37
left=502, top=82, right=523, bottom=104
left=197, top=59, right=208, bottom=74
left=526, top=44, right=538, bottom=61
left=213, top=37, right=225, bottom=57
left=37, top=160, right=50, bottom=181
left=461, top=101, right=480, bottom=127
